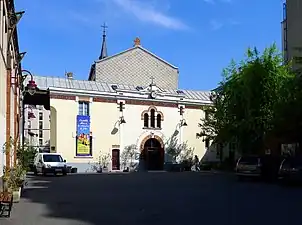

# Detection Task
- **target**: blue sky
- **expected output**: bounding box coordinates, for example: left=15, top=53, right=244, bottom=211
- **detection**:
left=15, top=0, right=284, bottom=90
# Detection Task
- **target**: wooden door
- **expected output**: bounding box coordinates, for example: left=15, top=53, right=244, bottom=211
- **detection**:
left=112, top=149, right=120, bottom=170
left=147, top=147, right=162, bottom=170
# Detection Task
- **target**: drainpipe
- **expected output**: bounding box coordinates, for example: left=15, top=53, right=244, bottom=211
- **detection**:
left=13, top=69, right=18, bottom=166
left=5, top=55, right=11, bottom=169
left=21, top=99, right=25, bottom=152
left=5, top=10, right=25, bottom=170
left=14, top=54, right=26, bottom=164
left=13, top=67, right=21, bottom=166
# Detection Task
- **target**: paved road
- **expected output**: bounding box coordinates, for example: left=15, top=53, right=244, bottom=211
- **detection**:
left=1, top=172, right=302, bottom=225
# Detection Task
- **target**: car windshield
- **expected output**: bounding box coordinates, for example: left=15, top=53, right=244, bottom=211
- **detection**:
left=239, top=156, right=259, bottom=165
left=43, top=154, right=63, bottom=162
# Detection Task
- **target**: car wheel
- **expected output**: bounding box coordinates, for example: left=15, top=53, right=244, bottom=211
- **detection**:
left=42, top=168, right=46, bottom=176
left=34, top=167, right=38, bottom=176
left=63, top=172, right=67, bottom=176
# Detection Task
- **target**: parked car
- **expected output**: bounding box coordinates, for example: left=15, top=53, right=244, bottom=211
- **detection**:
left=278, top=157, right=302, bottom=184
left=34, top=153, right=68, bottom=176
left=236, top=155, right=262, bottom=180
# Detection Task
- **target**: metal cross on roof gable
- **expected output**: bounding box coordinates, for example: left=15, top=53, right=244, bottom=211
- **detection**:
left=134, top=37, right=141, bottom=46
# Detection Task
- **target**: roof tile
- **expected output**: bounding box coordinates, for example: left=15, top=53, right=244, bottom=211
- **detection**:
left=25, top=76, right=211, bottom=102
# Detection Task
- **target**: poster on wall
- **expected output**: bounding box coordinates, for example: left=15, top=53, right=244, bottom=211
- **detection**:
left=76, top=115, right=92, bottom=156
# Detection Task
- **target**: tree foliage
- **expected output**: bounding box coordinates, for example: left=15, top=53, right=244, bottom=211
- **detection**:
left=165, top=136, right=194, bottom=163
left=2, top=137, right=37, bottom=172
left=199, top=44, right=296, bottom=154
left=273, top=68, right=302, bottom=142
left=121, top=144, right=138, bottom=170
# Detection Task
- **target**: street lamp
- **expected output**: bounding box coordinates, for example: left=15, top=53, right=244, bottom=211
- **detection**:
left=21, top=69, right=38, bottom=149
left=180, top=119, right=187, bottom=127
left=22, top=70, right=37, bottom=95
left=118, top=102, right=126, bottom=123
left=119, top=116, right=126, bottom=124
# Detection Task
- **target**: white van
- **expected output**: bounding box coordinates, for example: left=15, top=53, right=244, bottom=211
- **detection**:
left=34, top=153, right=68, bottom=176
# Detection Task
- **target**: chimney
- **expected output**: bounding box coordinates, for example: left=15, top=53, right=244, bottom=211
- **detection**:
left=66, top=72, right=73, bottom=79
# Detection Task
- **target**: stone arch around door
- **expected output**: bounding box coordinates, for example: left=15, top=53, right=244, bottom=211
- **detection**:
left=139, top=134, right=164, bottom=151
left=140, top=134, right=165, bottom=170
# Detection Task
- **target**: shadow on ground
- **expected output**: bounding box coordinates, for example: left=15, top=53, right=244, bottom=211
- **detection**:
left=9, top=172, right=302, bottom=225
left=20, top=172, right=219, bottom=225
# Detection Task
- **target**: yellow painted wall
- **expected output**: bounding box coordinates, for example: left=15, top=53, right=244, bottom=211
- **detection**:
left=50, top=96, right=207, bottom=168
left=90, top=101, right=120, bottom=158
left=50, top=98, right=78, bottom=162
left=182, top=107, right=205, bottom=157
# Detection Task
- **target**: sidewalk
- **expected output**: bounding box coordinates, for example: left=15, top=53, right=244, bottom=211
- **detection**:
left=197, top=169, right=234, bottom=175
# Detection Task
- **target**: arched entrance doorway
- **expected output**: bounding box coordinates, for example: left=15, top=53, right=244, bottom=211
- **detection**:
left=142, top=138, right=164, bottom=170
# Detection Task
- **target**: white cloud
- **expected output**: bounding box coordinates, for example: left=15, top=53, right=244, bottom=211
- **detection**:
left=210, top=20, right=223, bottom=30
left=68, top=11, right=92, bottom=24
left=209, top=18, right=240, bottom=31
left=33, top=0, right=189, bottom=32
left=203, top=0, right=215, bottom=4
left=228, top=19, right=241, bottom=25
left=111, top=0, right=189, bottom=30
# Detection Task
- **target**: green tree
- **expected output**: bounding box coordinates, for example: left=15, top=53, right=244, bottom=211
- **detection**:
left=17, top=143, right=37, bottom=171
left=199, top=44, right=295, bottom=154
left=274, top=71, right=302, bottom=146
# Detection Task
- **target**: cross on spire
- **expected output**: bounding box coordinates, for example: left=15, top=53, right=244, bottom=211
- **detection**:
left=99, top=22, right=108, bottom=60
left=101, top=23, right=108, bottom=36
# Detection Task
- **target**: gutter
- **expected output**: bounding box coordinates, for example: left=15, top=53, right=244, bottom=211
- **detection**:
left=49, top=87, right=212, bottom=106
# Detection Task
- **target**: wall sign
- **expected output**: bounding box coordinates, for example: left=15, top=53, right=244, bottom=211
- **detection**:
left=76, top=115, right=92, bottom=156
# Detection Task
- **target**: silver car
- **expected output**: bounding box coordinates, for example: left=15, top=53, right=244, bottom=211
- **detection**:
left=236, top=156, right=262, bottom=180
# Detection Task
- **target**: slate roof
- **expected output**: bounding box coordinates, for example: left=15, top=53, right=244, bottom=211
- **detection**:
left=95, top=45, right=178, bottom=69
left=27, top=76, right=211, bottom=102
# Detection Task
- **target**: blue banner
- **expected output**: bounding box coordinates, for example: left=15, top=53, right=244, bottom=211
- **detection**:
left=76, top=115, right=91, bottom=156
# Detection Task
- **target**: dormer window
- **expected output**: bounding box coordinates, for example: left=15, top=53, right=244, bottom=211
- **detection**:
left=111, top=85, right=118, bottom=91
left=136, top=86, right=144, bottom=91
left=141, top=106, right=164, bottom=129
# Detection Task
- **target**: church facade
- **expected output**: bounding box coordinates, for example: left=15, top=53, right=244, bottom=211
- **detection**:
left=26, top=34, right=215, bottom=172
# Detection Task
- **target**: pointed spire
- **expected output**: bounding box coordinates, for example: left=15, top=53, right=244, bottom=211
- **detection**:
left=99, top=23, right=108, bottom=60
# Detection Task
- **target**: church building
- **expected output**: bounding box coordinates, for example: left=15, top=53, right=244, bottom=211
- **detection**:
left=25, top=30, right=213, bottom=172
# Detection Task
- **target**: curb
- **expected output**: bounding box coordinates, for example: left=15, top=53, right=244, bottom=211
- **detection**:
left=196, top=170, right=234, bottom=175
